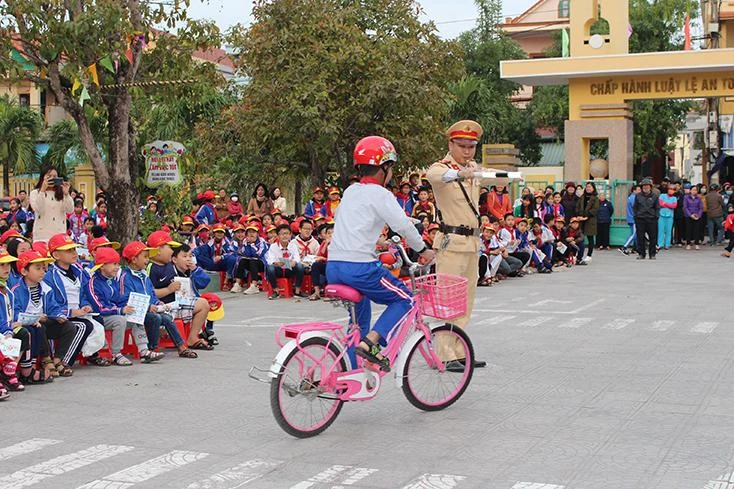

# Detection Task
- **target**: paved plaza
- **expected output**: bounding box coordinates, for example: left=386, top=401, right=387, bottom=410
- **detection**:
left=2, top=247, right=733, bottom=489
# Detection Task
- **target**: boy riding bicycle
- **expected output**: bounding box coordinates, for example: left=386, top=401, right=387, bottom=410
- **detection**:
left=327, top=136, right=435, bottom=372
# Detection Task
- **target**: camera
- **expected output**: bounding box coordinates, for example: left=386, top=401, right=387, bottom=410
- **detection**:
left=50, top=177, right=63, bottom=187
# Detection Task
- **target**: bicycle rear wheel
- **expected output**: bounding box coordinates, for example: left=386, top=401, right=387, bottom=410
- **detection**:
left=270, top=337, right=347, bottom=438
left=401, top=324, right=474, bottom=411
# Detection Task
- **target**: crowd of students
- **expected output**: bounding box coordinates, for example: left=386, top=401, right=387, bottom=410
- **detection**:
left=0, top=221, right=222, bottom=401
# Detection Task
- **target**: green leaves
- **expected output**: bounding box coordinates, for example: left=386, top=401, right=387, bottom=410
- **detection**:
left=0, top=96, right=43, bottom=194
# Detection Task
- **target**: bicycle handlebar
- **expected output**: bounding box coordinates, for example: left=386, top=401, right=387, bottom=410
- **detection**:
left=390, top=236, right=432, bottom=275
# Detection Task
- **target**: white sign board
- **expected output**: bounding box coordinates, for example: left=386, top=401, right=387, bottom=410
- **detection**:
left=142, top=140, right=184, bottom=187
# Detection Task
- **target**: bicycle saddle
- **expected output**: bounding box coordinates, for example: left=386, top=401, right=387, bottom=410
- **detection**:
left=323, top=284, right=364, bottom=303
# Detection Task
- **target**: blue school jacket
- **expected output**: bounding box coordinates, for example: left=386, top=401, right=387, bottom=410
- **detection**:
left=119, top=267, right=161, bottom=306
left=0, top=287, right=15, bottom=336
left=43, top=263, right=92, bottom=317
left=86, top=270, right=126, bottom=317
left=242, top=237, right=269, bottom=262
left=11, top=279, right=66, bottom=320
left=194, top=238, right=237, bottom=270
left=148, top=262, right=211, bottom=303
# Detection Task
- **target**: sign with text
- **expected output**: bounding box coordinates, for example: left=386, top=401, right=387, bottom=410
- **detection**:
left=142, top=140, right=184, bottom=187
left=587, top=73, right=734, bottom=100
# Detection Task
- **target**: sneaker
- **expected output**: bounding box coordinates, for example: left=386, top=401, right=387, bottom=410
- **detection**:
left=244, top=283, right=259, bottom=295
left=582, top=256, right=592, bottom=264
left=636, top=255, right=646, bottom=260
left=686, top=245, right=691, bottom=250
left=649, top=256, right=656, bottom=260
left=269, top=291, right=280, bottom=300
left=230, top=282, right=243, bottom=293
left=617, top=247, right=627, bottom=255
left=695, top=245, right=700, bottom=250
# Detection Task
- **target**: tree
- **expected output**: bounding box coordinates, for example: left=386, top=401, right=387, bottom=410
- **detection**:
left=0, top=1, right=222, bottom=242
left=0, top=96, right=42, bottom=196
left=211, top=0, right=463, bottom=196
left=454, top=1, right=542, bottom=165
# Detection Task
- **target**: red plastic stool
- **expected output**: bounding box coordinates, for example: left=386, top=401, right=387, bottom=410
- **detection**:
left=301, top=275, right=314, bottom=295
left=266, top=277, right=294, bottom=298
left=122, top=329, right=140, bottom=359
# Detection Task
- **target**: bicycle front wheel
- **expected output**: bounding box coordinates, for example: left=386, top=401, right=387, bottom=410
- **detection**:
left=270, top=337, right=347, bottom=438
left=401, top=324, right=474, bottom=411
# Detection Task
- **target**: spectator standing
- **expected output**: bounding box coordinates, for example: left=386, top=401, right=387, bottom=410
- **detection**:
left=271, top=186, right=287, bottom=214
left=683, top=184, right=704, bottom=249
left=657, top=186, right=678, bottom=250
left=576, top=182, right=600, bottom=262
left=246, top=183, right=274, bottom=219
left=561, top=182, right=578, bottom=219
left=226, top=192, right=244, bottom=222
left=673, top=181, right=686, bottom=245
left=485, top=185, right=512, bottom=221
left=633, top=178, right=660, bottom=259
left=596, top=192, right=614, bottom=250
left=29, top=165, right=74, bottom=243
left=705, top=184, right=725, bottom=245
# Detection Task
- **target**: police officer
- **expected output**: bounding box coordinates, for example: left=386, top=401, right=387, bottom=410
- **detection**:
left=427, top=120, right=509, bottom=369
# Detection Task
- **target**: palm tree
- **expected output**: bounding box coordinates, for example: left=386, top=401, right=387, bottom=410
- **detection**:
left=0, top=96, right=42, bottom=197
left=43, top=112, right=108, bottom=177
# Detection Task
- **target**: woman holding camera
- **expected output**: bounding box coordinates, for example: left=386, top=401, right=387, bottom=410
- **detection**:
left=29, top=166, right=74, bottom=243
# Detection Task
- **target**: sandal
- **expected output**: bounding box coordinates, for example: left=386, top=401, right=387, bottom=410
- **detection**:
left=1, top=369, right=24, bottom=392
left=308, top=293, right=321, bottom=301
left=188, top=339, right=214, bottom=350
left=87, top=355, right=112, bottom=367
left=113, top=354, right=133, bottom=366
left=198, top=330, right=218, bottom=346
left=19, top=367, right=54, bottom=384
left=42, top=358, right=59, bottom=378
left=178, top=348, right=198, bottom=359
left=355, top=337, right=391, bottom=372
left=53, top=360, right=73, bottom=377
left=141, top=350, right=165, bottom=364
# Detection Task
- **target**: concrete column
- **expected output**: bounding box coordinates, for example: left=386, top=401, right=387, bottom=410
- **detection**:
left=564, top=119, right=633, bottom=181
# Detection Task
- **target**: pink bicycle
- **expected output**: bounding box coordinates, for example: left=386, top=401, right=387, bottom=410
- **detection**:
left=250, top=244, right=475, bottom=438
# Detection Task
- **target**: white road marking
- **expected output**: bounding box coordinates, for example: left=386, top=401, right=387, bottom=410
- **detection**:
left=527, top=299, right=572, bottom=308
left=517, top=317, right=551, bottom=328
left=702, top=471, right=734, bottom=488
left=650, top=320, right=675, bottom=332
left=185, top=459, right=282, bottom=489
left=0, top=444, right=134, bottom=489
left=475, top=315, right=516, bottom=327
left=690, top=322, right=719, bottom=334
left=401, top=473, right=466, bottom=489
left=289, top=465, right=351, bottom=489
left=512, top=483, right=565, bottom=489
left=0, top=439, right=61, bottom=461
left=332, top=467, right=379, bottom=487
left=75, top=450, right=209, bottom=489
left=567, top=298, right=606, bottom=314
left=557, top=317, right=593, bottom=329
left=603, top=319, right=635, bottom=330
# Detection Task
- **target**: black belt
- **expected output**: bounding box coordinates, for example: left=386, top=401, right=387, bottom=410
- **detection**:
left=439, top=224, right=476, bottom=237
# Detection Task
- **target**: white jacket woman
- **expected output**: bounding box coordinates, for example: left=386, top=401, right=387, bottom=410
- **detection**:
left=29, top=167, right=74, bottom=243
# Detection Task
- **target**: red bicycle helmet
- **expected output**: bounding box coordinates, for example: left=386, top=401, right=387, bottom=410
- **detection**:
left=353, top=136, right=398, bottom=167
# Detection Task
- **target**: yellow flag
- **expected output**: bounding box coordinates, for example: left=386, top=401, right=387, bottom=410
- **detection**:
left=72, top=78, right=82, bottom=95
left=87, top=63, right=99, bottom=87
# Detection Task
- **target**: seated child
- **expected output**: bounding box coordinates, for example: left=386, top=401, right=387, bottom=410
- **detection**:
left=530, top=217, right=554, bottom=273
left=309, top=222, right=333, bottom=301
left=238, top=224, right=269, bottom=295
left=87, top=247, right=164, bottom=365
left=44, top=233, right=109, bottom=367
left=148, top=231, right=215, bottom=349
left=13, top=250, right=87, bottom=377
left=121, top=241, right=197, bottom=358
left=566, top=217, right=587, bottom=265
left=265, top=224, right=305, bottom=300
left=0, top=251, right=30, bottom=393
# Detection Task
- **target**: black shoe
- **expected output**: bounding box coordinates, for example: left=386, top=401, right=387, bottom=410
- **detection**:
left=269, top=291, right=280, bottom=300
left=649, top=256, right=656, bottom=260
left=636, top=255, right=646, bottom=260
left=455, top=358, right=487, bottom=368
left=443, top=360, right=466, bottom=373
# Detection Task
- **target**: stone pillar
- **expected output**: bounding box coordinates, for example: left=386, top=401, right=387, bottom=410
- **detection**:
left=564, top=104, right=634, bottom=182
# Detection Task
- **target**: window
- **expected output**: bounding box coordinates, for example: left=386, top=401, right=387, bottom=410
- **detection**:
left=558, top=0, right=570, bottom=18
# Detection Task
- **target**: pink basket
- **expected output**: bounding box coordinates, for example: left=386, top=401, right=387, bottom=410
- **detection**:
left=413, top=273, right=468, bottom=320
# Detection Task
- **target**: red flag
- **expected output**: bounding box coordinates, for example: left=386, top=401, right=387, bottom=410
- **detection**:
left=684, top=14, right=691, bottom=50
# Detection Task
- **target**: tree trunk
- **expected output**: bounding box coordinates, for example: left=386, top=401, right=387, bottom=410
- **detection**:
left=3, top=161, right=9, bottom=198
left=294, top=179, right=303, bottom=216
left=104, top=95, right=140, bottom=243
